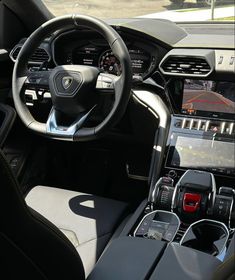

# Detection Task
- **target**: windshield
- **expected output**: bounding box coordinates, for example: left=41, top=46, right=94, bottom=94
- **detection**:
left=42, top=0, right=234, bottom=22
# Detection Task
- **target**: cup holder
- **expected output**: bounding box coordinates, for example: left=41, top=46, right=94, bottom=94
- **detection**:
left=180, top=219, right=229, bottom=256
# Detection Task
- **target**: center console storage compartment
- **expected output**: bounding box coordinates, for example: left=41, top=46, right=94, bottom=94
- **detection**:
left=149, top=243, right=222, bottom=280
left=88, top=236, right=166, bottom=280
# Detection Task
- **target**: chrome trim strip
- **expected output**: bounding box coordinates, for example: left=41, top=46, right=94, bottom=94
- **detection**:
left=197, top=120, right=202, bottom=130
left=221, top=122, right=226, bottom=134
left=189, top=119, right=194, bottom=130
left=229, top=123, right=234, bottom=135
left=150, top=177, right=164, bottom=204
left=171, top=169, right=190, bottom=211
left=229, top=198, right=234, bottom=229
left=205, top=120, right=210, bottom=131
left=209, top=172, right=217, bottom=215
left=46, top=107, right=95, bottom=140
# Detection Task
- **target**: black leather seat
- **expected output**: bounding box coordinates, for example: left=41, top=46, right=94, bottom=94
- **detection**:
left=0, top=150, right=128, bottom=279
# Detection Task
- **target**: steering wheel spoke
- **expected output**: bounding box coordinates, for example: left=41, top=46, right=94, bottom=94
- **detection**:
left=96, top=73, right=121, bottom=97
left=46, top=106, right=96, bottom=140
left=25, top=70, right=51, bottom=90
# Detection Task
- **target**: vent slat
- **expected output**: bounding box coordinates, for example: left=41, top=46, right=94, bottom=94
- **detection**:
left=11, top=46, right=49, bottom=63
left=162, top=56, right=211, bottom=76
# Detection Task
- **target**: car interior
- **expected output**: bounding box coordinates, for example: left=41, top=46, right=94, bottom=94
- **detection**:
left=0, top=0, right=234, bottom=279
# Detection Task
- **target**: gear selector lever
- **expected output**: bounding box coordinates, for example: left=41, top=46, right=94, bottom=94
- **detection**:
left=172, top=170, right=216, bottom=223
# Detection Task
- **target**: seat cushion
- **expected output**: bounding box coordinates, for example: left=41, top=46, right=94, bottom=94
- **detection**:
left=26, top=186, right=128, bottom=276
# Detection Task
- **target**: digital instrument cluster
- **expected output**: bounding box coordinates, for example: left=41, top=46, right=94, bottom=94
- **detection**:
left=53, top=31, right=159, bottom=79
left=60, top=44, right=154, bottom=77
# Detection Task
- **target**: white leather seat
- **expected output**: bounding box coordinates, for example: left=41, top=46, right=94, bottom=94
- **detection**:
left=26, top=186, right=128, bottom=276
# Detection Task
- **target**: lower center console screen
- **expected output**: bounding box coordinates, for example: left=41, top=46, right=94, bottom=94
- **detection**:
left=167, top=133, right=235, bottom=176
left=172, top=135, right=234, bottom=170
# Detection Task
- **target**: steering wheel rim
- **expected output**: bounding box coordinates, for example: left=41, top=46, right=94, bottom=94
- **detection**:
left=12, top=14, right=132, bottom=141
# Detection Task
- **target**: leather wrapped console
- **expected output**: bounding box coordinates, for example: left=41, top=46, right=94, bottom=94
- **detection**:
left=149, top=243, right=221, bottom=280
left=88, top=236, right=166, bottom=280
left=88, top=236, right=223, bottom=280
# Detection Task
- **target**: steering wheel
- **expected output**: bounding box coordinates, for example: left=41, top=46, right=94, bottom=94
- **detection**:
left=12, top=15, right=132, bottom=141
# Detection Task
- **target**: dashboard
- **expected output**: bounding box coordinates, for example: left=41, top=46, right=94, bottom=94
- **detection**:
left=9, top=19, right=235, bottom=183
left=52, top=29, right=163, bottom=79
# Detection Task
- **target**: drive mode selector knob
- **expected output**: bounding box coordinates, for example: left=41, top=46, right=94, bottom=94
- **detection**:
left=158, top=185, right=174, bottom=210
left=213, top=195, right=234, bottom=226
left=211, top=187, right=235, bottom=227
left=150, top=177, right=175, bottom=211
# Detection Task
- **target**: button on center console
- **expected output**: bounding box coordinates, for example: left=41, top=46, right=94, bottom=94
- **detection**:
left=183, top=193, right=201, bottom=213
left=134, top=210, right=180, bottom=242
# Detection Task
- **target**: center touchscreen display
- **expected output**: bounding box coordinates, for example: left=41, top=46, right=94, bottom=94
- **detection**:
left=170, top=136, right=235, bottom=171
left=181, top=80, right=235, bottom=116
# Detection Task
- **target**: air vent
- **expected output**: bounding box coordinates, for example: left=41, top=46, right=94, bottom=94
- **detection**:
left=30, top=48, right=49, bottom=62
left=10, top=45, right=50, bottom=63
left=161, top=56, right=211, bottom=76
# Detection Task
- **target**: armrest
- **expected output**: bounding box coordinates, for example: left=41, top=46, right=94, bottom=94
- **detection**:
left=88, top=236, right=166, bottom=280
left=149, top=243, right=221, bottom=280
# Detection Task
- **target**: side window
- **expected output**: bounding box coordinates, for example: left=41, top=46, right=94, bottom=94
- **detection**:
left=0, top=2, right=25, bottom=94
left=0, top=1, right=25, bottom=49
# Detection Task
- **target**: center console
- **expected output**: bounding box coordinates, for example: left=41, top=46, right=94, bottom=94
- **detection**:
left=88, top=77, right=235, bottom=280
left=88, top=169, right=235, bottom=280
left=135, top=170, right=234, bottom=255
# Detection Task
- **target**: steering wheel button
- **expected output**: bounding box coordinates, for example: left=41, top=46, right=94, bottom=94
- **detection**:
left=40, top=78, right=48, bottom=84
left=102, top=82, right=111, bottom=88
